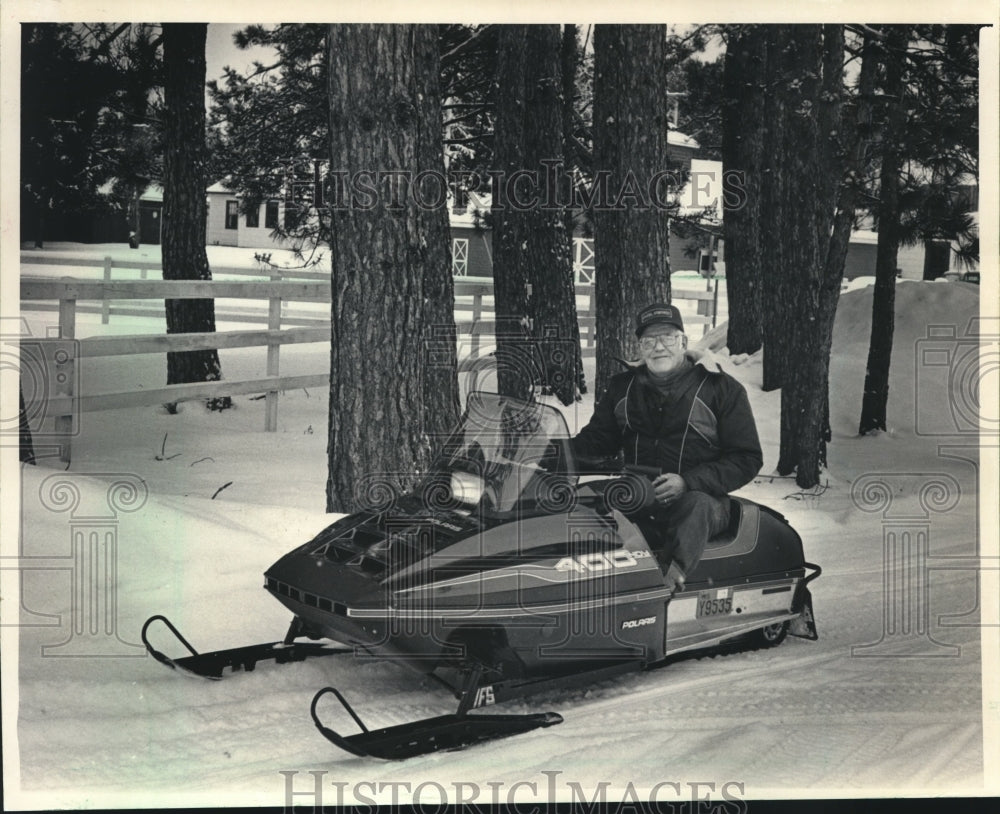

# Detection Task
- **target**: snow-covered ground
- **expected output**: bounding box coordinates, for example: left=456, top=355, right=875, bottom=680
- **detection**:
left=3, top=246, right=997, bottom=808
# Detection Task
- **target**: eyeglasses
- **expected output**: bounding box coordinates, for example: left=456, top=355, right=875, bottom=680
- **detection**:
left=639, top=333, right=683, bottom=351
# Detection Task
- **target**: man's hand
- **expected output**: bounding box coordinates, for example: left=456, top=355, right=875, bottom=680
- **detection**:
left=652, top=473, right=687, bottom=506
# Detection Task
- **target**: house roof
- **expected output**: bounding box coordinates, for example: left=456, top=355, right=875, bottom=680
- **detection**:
left=667, top=130, right=700, bottom=150
left=96, top=180, right=164, bottom=201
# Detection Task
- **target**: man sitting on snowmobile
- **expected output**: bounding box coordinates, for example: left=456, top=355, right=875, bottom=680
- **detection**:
left=572, top=303, right=763, bottom=593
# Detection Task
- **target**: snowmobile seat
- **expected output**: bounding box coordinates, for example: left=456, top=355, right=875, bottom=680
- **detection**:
left=702, top=498, right=760, bottom=559
left=706, top=499, right=742, bottom=547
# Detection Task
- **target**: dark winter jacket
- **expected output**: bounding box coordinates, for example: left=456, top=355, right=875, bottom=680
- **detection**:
left=572, top=349, right=763, bottom=497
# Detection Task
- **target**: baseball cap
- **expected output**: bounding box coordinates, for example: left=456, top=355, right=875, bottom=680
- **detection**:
left=635, top=302, right=684, bottom=336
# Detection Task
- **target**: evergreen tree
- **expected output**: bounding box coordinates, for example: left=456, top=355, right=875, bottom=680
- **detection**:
left=859, top=26, right=910, bottom=436
left=591, top=24, right=672, bottom=398
left=762, top=24, right=878, bottom=486
left=720, top=25, right=767, bottom=356
left=489, top=25, right=582, bottom=406
left=161, top=23, right=229, bottom=407
left=208, top=24, right=329, bottom=254
left=19, top=385, right=35, bottom=465
left=209, top=24, right=501, bottom=260
left=89, top=23, right=164, bottom=246
left=489, top=25, right=534, bottom=402
left=858, top=24, right=979, bottom=434
left=21, top=24, right=119, bottom=246
left=325, top=24, right=459, bottom=513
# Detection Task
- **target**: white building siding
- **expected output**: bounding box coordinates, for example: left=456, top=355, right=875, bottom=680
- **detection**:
left=206, top=192, right=238, bottom=247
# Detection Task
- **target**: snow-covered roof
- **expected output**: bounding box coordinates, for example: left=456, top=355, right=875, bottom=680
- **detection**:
left=449, top=189, right=492, bottom=226
left=95, top=180, right=164, bottom=201
left=850, top=230, right=879, bottom=245
left=668, top=130, right=700, bottom=150
left=141, top=184, right=164, bottom=201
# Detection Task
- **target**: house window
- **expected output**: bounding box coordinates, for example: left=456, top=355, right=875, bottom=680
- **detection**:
left=246, top=206, right=260, bottom=228
left=225, top=200, right=239, bottom=230
left=451, top=238, right=469, bottom=276
left=265, top=200, right=279, bottom=229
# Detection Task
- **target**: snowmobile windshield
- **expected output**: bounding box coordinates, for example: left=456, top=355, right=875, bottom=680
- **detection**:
left=428, top=392, right=577, bottom=516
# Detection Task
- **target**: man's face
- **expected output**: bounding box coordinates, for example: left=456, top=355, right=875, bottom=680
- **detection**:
left=638, top=325, right=687, bottom=375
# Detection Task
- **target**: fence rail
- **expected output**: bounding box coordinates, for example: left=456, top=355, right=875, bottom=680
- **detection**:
left=20, top=254, right=718, bottom=462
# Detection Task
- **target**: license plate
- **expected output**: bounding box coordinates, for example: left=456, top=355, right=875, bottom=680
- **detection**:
left=696, top=591, right=733, bottom=618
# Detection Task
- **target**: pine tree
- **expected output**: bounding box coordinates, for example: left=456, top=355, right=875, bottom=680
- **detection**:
left=489, top=25, right=534, bottom=402
left=858, top=24, right=979, bottom=433
left=207, top=25, right=329, bottom=253
left=489, top=25, right=581, bottom=405
left=19, top=385, right=35, bottom=465
left=20, top=24, right=119, bottom=247
left=89, top=24, right=164, bottom=247
left=591, top=24, right=672, bottom=398
left=859, top=26, right=910, bottom=435
left=161, top=23, right=229, bottom=406
left=325, top=24, right=459, bottom=513
left=720, top=25, right=767, bottom=356
left=764, top=24, right=878, bottom=486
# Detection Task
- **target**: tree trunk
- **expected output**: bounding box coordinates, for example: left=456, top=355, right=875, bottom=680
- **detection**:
left=860, top=26, right=910, bottom=435
left=561, top=23, right=579, bottom=243
left=161, top=23, right=228, bottom=408
left=33, top=207, right=45, bottom=249
left=768, top=25, right=849, bottom=487
left=325, top=24, right=459, bottom=514
left=759, top=26, right=789, bottom=393
left=490, top=25, right=535, bottom=402
left=19, top=384, right=35, bottom=464
left=721, top=25, right=767, bottom=356
left=523, top=25, right=581, bottom=406
left=773, top=25, right=829, bottom=480
left=810, top=25, right=873, bottom=471
left=129, top=187, right=141, bottom=245
left=561, top=23, right=587, bottom=397
left=592, top=24, right=671, bottom=398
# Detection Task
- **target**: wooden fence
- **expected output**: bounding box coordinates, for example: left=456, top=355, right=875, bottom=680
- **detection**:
left=19, top=255, right=718, bottom=461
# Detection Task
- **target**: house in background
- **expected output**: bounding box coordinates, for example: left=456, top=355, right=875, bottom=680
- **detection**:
left=206, top=182, right=493, bottom=275
left=674, top=158, right=958, bottom=282
left=448, top=190, right=493, bottom=277
left=205, top=182, right=291, bottom=249
left=130, top=183, right=164, bottom=245
left=32, top=183, right=165, bottom=245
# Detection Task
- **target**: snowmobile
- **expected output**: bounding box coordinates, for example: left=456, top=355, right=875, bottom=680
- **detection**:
left=143, top=391, right=820, bottom=760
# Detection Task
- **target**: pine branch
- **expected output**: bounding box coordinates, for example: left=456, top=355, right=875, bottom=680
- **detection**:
left=441, top=24, right=495, bottom=63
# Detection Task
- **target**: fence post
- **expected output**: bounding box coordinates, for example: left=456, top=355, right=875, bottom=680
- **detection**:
left=56, top=295, right=77, bottom=462
left=102, top=257, right=112, bottom=324
left=471, top=291, right=483, bottom=358
left=588, top=286, right=597, bottom=350
left=265, top=273, right=281, bottom=432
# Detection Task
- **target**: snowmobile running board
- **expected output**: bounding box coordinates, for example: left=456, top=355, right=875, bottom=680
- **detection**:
left=309, top=661, right=645, bottom=760
left=140, top=615, right=352, bottom=680
left=310, top=686, right=563, bottom=760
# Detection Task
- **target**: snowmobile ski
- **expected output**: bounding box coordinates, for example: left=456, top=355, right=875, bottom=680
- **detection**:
left=141, top=615, right=351, bottom=680
left=310, top=686, right=563, bottom=760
